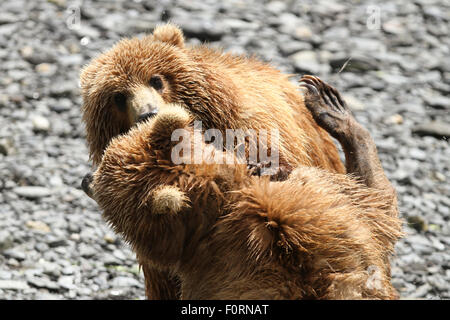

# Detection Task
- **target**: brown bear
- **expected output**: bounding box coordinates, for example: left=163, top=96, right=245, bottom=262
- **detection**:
left=80, top=23, right=345, bottom=299
left=82, top=76, right=403, bottom=299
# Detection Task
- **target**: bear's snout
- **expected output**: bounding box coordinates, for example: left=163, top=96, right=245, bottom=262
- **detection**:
left=137, top=109, right=159, bottom=123
left=81, top=172, right=94, bottom=199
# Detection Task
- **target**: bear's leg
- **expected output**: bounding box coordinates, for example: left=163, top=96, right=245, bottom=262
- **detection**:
left=299, top=75, right=395, bottom=198
left=141, top=264, right=180, bottom=300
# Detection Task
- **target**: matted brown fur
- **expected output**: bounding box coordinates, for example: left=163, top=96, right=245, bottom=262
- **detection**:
left=88, top=106, right=403, bottom=299
left=80, top=23, right=344, bottom=172
left=80, top=23, right=345, bottom=299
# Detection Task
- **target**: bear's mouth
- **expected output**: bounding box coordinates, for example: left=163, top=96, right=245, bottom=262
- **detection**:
left=136, top=110, right=158, bottom=124
left=118, top=111, right=158, bottom=137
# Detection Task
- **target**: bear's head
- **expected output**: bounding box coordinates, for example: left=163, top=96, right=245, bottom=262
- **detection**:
left=80, top=23, right=241, bottom=165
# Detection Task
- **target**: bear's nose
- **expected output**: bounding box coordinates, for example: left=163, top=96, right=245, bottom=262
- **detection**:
left=81, top=172, right=94, bottom=198
left=137, top=108, right=159, bottom=123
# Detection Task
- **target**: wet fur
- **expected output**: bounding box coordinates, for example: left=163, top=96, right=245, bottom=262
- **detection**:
left=80, top=24, right=344, bottom=171
left=80, top=24, right=346, bottom=299
left=89, top=106, right=403, bottom=299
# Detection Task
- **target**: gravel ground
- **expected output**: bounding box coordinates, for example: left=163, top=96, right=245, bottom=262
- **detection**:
left=0, top=0, right=449, bottom=300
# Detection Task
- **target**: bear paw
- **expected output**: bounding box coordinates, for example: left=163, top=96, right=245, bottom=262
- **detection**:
left=143, top=104, right=192, bottom=151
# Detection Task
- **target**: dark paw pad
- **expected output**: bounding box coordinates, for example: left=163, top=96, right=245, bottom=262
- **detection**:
left=299, top=75, right=354, bottom=139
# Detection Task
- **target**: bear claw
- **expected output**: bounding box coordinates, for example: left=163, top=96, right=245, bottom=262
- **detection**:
left=299, top=75, right=355, bottom=141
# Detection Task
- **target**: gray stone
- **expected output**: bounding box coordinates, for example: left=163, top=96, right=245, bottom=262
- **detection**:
left=278, top=41, right=312, bottom=56
left=103, top=253, right=121, bottom=266
left=110, top=276, right=142, bottom=288
left=290, top=50, right=329, bottom=74
left=400, top=253, right=428, bottom=272
left=342, top=95, right=365, bottom=111
left=27, top=277, right=60, bottom=291
left=265, top=1, right=287, bottom=14
left=0, top=280, right=29, bottom=290
left=46, top=235, right=67, bottom=248
left=0, top=138, right=15, bottom=156
left=112, top=249, right=127, bottom=261
left=424, top=95, right=450, bottom=110
left=412, top=121, right=450, bottom=139
left=182, top=20, right=225, bottom=42
left=329, top=55, right=378, bottom=73
left=13, top=186, right=53, bottom=199
left=35, top=292, right=62, bottom=300
left=58, top=54, right=83, bottom=67
left=382, top=19, right=406, bottom=35
left=20, top=46, right=56, bottom=65
left=57, top=276, right=75, bottom=290
left=3, top=249, right=26, bottom=261
left=35, top=63, right=57, bottom=76
left=61, top=266, right=76, bottom=275
left=409, top=148, right=427, bottom=161
left=49, top=82, right=75, bottom=98
left=34, top=242, right=49, bottom=252
left=408, top=283, right=432, bottom=299
left=0, top=230, right=13, bottom=251
left=79, top=244, right=97, bottom=258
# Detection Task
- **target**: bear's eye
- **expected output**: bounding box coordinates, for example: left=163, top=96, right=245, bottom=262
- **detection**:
left=113, top=93, right=127, bottom=112
left=149, top=75, right=164, bottom=91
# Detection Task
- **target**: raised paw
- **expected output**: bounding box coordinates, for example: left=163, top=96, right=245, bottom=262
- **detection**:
left=299, top=75, right=355, bottom=141
left=146, top=103, right=192, bottom=151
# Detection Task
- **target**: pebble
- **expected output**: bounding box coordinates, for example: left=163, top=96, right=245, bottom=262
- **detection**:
left=50, top=98, right=72, bottom=113
left=57, top=276, right=75, bottom=290
left=329, top=55, right=378, bottom=73
left=412, top=121, right=450, bottom=139
left=3, top=249, right=26, bottom=261
left=27, top=277, right=60, bottom=291
left=265, top=1, right=287, bottom=14
left=293, top=26, right=313, bottom=41
left=0, top=230, right=13, bottom=251
left=35, top=292, right=62, bottom=300
left=182, top=20, right=225, bottom=42
left=112, top=249, right=127, bottom=261
left=0, top=138, right=15, bottom=156
left=34, top=242, right=49, bottom=252
left=35, top=63, right=57, bottom=76
left=424, top=96, right=450, bottom=110
left=103, top=233, right=118, bottom=244
left=278, top=41, right=312, bottom=56
left=13, top=186, right=53, bottom=199
left=385, top=114, right=404, bottom=125
left=110, top=276, right=142, bottom=288
left=79, top=243, right=98, bottom=258
left=47, top=236, right=67, bottom=248
left=25, top=220, right=51, bottom=233
left=408, top=284, right=432, bottom=299
left=290, top=50, right=328, bottom=75
left=342, top=94, right=365, bottom=111
left=0, top=280, right=29, bottom=290
left=382, top=19, right=406, bottom=35
left=408, top=148, right=427, bottom=161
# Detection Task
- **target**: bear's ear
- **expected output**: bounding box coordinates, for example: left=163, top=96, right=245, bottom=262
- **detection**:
left=151, top=185, right=190, bottom=215
left=152, top=23, right=185, bottom=48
